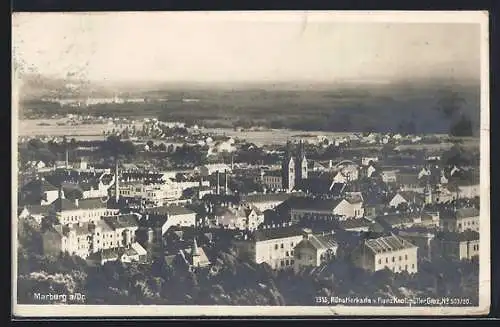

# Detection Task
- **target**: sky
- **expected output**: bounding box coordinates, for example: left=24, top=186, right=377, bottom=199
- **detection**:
left=12, top=12, right=482, bottom=84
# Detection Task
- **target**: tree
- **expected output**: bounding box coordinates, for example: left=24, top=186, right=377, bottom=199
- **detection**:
left=158, top=143, right=167, bottom=152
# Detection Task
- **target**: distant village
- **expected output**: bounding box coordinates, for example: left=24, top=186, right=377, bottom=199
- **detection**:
left=17, top=115, right=480, bottom=282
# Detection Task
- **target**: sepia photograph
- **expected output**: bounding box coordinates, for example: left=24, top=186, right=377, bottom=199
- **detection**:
left=11, top=11, right=490, bottom=317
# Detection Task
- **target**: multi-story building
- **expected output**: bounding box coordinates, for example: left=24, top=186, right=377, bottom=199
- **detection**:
left=240, top=192, right=300, bottom=212
left=432, top=230, right=480, bottom=261
left=143, top=205, right=197, bottom=235
left=261, top=171, right=283, bottom=191
left=48, top=192, right=118, bottom=225
left=440, top=207, right=480, bottom=233
left=213, top=203, right=264, bottom=231
left=352, top=234, right=418, bottom=274
left=42, top=213, right=140, bottom=259
left=290, top=197, right=364, bottom=223
left=293, top=229, right=338, bottom=270
left=233, top=225, right=304, bottom=270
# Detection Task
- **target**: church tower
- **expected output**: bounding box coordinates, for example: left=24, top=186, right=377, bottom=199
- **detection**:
left=295, top=140, right=308, bottom=184
left=424, top=182, right=433, bottom=205
left=282, top=141, right=296, bottom=192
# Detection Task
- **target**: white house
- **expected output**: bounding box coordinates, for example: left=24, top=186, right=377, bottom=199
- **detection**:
left=293, top=229, right=338, bottom=270
left=440, top=207, right=479, bottom=233
left=233, top=225, right=304, bottom=270
left=352, top=235, right=418, bottom=274
left=290, top=197, right=364, bottom=223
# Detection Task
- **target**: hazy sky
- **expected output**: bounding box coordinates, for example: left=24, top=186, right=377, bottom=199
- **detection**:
left=12, top=12, right=482, bottom=83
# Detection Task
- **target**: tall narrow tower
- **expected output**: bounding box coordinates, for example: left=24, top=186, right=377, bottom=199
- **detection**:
left=224, top=169, right=228, bottom=195
left=114, top=158, right=120, bottom=203
left=216, top=170, right=220, bottom=195
left=282, top=141, right=296, bottom=192
left=295, top=139, right=308, bottom=184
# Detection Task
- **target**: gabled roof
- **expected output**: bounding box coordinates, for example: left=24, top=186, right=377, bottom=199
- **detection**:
left=252, top=226, right=304, bottom=242
left=337, top=218, right=372, bottom=230
left=441, top=207, right=479, bottom=220
left=394, top=191, right=424, bottom=205
left=103, top=214, right=140, bottom=230
left=436, top=230, right=479, bottom=242
left=144, top=205, right=196, bottom=216
left=289, top=197, right=344, bottom=212
left=376, top=212, right=422, bottom=227
left=22, top=179, right=59, bottom=193
left=296, top=233, right=338, bottom=251
left=241, top=192, right=298, bottom=203
left=364, top=235, right=417, bottom=254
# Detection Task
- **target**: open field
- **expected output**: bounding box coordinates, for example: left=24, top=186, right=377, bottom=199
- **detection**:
left=16, top=119, right=143, bottom=140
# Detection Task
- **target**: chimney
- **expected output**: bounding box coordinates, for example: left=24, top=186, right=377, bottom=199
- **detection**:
left=65, top=145, right=69, bottom=168
left=216, top=171, right=220, bottom=195
left=114, top=158, right=119, bottom=203
left=58, top=184, right=65, bottom=199
left=224, top=169, right=228, bottom=195
left=74, top=198, right=79, bottom=207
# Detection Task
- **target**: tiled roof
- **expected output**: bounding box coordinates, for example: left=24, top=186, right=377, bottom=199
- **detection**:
left=103, top=214, right=140, bottom=230
left=252, top=226, right=303, bottom=242
left=289, top=197, right=344, bottom=212
left=376, top=211, right=422, bottom=227
left=144, top=205, right=195, bottom=216
left=22, top=179, right=59, bottom=193
left=364, top=235, right=417, bottom=254
left=308, top=234, right=338, bottom=250
left=50, top=198, right=78, bottom=212
left=241, top=192, right=298, bottom=203
left=436, top=230, right=479, bottom=242
left=441, top=207, right=479, bottom=220
left=77, top=198, right=107, bottom=210
left=338, top=218, right=372, bottom=230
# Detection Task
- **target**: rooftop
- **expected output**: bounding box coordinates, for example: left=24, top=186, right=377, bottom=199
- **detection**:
left=441, top=207, right=480, bottom=220
left=289, top=197, right=344, bottom=212
left=144, top=205, right=196, bottom=216
left=102, top=214, right=140, bottom=230
left=364, top=235, right=417, bottom=254
left=252, top=225, right=304, bottom=242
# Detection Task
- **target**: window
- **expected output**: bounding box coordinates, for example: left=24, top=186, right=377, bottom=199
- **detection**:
left=286, top=251, right=289, bottom=256
left=458, top=223, right=462, bottom=229
left=291, top=260, right=295, bottom=265
left=386, top=258, right=388, bottom=263
left=405, top=254, right=408, bottom=260
left=291, top=250, right=294, bottom=256
left=280, top=260, right=284, bottom=267
left=412, top=264, right=415, bottom=269
left=281, top=244, right=284, bottom=249
left=285, top=260, right=289, bottom=266
left=378, top=259, right=382, bottom=264
left=399, top=256, right=402, bottom=261
left=392, top=256, right=395, bottom=262
left=275, top=244, right=278, bottom=250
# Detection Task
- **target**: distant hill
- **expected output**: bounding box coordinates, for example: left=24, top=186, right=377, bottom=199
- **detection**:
left=17, top=75, right=481, bottom=135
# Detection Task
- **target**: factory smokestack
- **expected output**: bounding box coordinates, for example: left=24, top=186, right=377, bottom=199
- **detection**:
left=216, top=170, right=220, bottom=195
left=224, top=169, right=228, bottom=195
left=114, top=158, right=119, bottom=203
